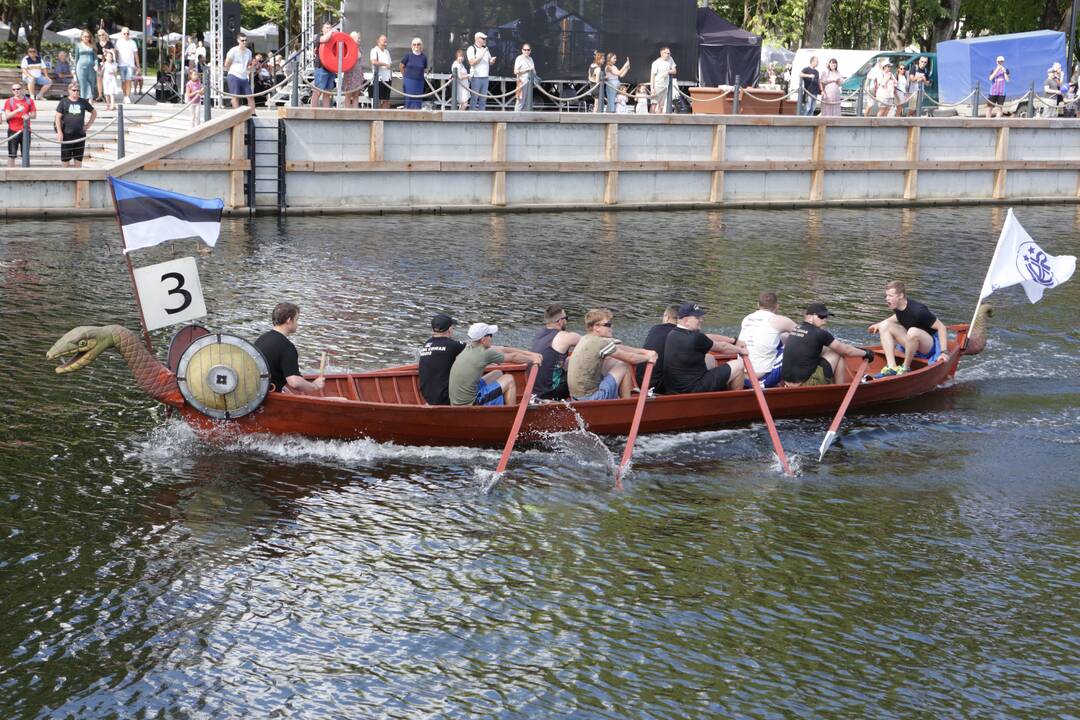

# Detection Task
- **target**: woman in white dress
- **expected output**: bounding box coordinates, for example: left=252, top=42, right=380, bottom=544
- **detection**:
left=451, top=49, right=470, bottom=110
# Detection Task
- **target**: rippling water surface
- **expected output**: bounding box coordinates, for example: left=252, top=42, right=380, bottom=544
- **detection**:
left=1, top=207, right=1078, bottom=718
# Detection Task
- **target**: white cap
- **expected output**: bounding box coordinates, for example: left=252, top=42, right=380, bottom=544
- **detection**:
left=475, top=32, right=487, bottom=40
left=996, top=55, right=1005, bottom=62
left=468, top=322, right=498, bottom=341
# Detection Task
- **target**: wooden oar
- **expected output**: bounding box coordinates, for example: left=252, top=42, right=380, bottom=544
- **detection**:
left=318, top=351, right=328, bottom=375
left=614, top=360, right=654, bottom=490
left=818, top=358, right=869, bottom=461
left=495, top=364, right=539, bottom=475
left=741, top=355, right=793, bottom=477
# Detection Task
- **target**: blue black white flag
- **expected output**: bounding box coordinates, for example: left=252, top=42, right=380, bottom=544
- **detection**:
left=108, top=176, right=224, bottom=253
left=979, top=209, right=1075, bottom=303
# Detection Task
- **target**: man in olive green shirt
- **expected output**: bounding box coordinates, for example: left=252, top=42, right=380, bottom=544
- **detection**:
left=567, top=308, right=657, bottom=401
left=448, top=322, right=542, bottom=406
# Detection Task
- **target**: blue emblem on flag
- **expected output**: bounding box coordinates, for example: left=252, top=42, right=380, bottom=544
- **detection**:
left=1017, top=241, right=1055, bottom=287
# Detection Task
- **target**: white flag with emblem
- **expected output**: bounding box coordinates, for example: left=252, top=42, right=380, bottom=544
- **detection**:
left=979, top=209, right=1076, bottom=303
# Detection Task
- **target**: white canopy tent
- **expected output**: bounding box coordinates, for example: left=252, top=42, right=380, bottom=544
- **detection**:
left=56, top=28, right=85, bottom=42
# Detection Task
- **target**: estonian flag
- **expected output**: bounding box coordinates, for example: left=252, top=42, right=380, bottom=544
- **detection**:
left=109, top=176, right=224, bottom=253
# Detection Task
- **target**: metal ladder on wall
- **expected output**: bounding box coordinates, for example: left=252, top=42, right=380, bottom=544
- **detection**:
left=245, top=117, right=286, bottom=215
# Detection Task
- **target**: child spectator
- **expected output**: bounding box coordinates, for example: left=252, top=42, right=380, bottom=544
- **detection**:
left=101, top=49, right=119, bottom=111
left=451, top=49, right=470, bottom=111
left=185, top=69, right=203, bottom=126
left=634, top=83, right=649, bottom=114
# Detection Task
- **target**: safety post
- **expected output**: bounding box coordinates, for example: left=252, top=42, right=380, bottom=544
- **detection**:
left=915, top=84, right=925, bottom=117
left=1029, top=82, right=1036, bottom=117
left=117, top=103, right=126, bottom=159
left=20, top=125, right=29, bottom=167
left=371, top=69, right=380, bottom=106
left=665, top=79, right=673, bottom=113
left=733, top=75, right=741, bottom=115
left=856, top=86, right=864, bottom=116
left=290, top=58, right=299, bottom=107
left=204, top=67, right=212, bottom=122
left=335, top=42, right=344, bottom=108
left=971, top=82, right=980, bottom=117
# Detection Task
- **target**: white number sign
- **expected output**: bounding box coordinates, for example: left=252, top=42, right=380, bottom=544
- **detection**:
left=132, top=257, right=207, bottom=331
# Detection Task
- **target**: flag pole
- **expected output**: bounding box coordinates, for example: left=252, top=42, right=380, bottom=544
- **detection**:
left=107, top=176, right=154, bottom=352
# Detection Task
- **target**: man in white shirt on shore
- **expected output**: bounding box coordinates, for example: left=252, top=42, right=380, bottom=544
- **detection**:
left=370, top=34, right=392, bottom=109
left=513, top=43, right=534, bottom=111
left=649, top=47, right=677, bottom=113
left=113, top=28, right=140, bottom=104
left=466, top=32, right=496, bottom=111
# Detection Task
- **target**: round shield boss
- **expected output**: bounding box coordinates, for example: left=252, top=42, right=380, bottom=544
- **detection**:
left=176, top=334, right=270, bottom=419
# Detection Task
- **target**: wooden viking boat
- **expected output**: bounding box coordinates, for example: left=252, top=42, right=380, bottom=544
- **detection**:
left=47, top=319, right=985, bottom=449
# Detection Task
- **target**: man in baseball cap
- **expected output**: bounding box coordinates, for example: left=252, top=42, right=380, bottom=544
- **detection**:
left=448, top=321, right=542, bottom=406
left=781, top=302, right=873, bottom=386
left=418, top=312, right=463, bottom=405
left=663, top=302, right=748, bottom=394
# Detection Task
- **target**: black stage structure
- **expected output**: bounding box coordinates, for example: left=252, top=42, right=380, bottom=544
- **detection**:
left=341, top=0, right=698, bottom=84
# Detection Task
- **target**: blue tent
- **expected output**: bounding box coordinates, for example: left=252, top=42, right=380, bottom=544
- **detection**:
left=938, top=30, right=1066, bottom=104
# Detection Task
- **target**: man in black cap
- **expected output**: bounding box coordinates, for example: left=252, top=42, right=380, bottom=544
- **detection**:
left=781, top=303, right=874, bottom=387
left=418, top=312, right=465, bottom=405
left=663, top=302, right=747, bottom=394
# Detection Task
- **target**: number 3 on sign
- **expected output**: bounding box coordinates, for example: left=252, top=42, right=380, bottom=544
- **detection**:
left=132, top=257, right=208, bottom=331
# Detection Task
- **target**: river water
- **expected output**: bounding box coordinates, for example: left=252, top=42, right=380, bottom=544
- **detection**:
left=1, top=207, right=1077, bottom=718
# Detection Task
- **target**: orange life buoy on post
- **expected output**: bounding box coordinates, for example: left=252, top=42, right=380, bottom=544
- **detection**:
left=318, top=32, right=358, bottom=73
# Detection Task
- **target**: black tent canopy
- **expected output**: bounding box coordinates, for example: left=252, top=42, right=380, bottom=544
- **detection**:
left=697, top=8, right=760, bottom=88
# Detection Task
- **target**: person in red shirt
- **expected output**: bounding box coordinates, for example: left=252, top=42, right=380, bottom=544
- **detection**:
left=3, top=82, right=36, bottom=167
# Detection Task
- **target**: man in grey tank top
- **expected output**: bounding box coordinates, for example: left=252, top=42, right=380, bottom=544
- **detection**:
left=530, top=304, right=581, bottom=400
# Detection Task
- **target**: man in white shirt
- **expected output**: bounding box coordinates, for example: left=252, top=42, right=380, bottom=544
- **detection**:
left=113, top=28, right=140, bottom=104
left=513, top=44, right=535, bottom=111
left=466, top=32, right=496, bottom=111
left=370, top=34, right=391, bottom=109
left=649, top=47, right=677, bottom=113
left=224, top=34, right=254, bottom=108
left=738, top=292, right=797, bottom=388
left=20, top=47, right=52, bottom=100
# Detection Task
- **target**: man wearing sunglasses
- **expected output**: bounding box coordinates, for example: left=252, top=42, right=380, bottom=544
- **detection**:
left=663, top=302, right=746, bottom=394
left=567, top=309, right=656, bottom=402
left=114, top=28, right=140, bottom=104
left=782, top=303, right=873, bottom=387
left=4, top=83, right=36, bottom=167
left=530, top=304, right=581, bottom=400
left=54, top=83, right=96, bottom=168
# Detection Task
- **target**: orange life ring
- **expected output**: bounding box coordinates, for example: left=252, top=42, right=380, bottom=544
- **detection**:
left=318, top=32, right=358, bottom=73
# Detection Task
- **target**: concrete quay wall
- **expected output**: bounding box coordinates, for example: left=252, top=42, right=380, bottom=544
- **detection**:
left=4, top=107, right=1080, bottom=216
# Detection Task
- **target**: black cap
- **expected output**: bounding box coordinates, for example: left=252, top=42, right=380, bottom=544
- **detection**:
left=431, top=312, right=457, bottom=331
left=677, top=302, right=707, bottom=319
left=805, top=302, right=834, bottom=318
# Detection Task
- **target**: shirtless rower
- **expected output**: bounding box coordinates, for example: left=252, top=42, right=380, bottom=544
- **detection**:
left=781, top=303, right=874, bottom=387
left=567, top=308, right=656, bottom=400
left=738, top=291, right=797, bottom=388
left=868, top=280, right=950, bottom=375
left=530, top=304, right=581, bottom=400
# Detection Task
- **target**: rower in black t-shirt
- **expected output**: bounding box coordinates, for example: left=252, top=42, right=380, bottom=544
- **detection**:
left=662, top=302, right=747, bottom=394
left=782, top=302, right=873, bottom=386
left=635, top=304, right=679, bottom=393
left=253, top=302, right=325, bottom=394
left=868, top=281, right=950, bottom=375
left=419, top=312, right=465, bottom=405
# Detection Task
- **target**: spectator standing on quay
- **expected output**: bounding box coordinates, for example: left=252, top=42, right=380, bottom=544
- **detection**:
left=819, top=57, right=844, bottom=117
left=252, top=53, right=274, bottom=106
left=400, top=37, right=429, bottom=110
left=21, top=47, right=52, bottom=100
left=311, top=23, right=336, bottom=108
left=54, top=84, right=95, bottom=168
left=113, top=28, right=139, bottom=104
left=634, top=83, right=649, bottom=113
left=74, top=30, right=97, bottom=101
left=94, top=30, right=114, bottom=102
left=4, top=82, right=36, bottom=167
left=184, top=69, right=203, bottom=126
left=467, top=32, right=495, bottom=111
left=864, top=58, right=885, bottom=116
left=370, top=34, right=392, bottom=109
left=907, top=55, right=932, bottom=115
left=341, top=32, right=365, bottom=109
left=224, top=33, right=254, bottom=109
left=650, top=47, right=676, bottom=113
left=513, top=43, right=534, bottom=111
left=798, top=56, right=820, bottom=115
left=1043, top=63, right=1063, bottom=118
left=100, top=49, right=119, bottom=110
left=876, top=61, right=897, bottom=117
left=604, top=52, right=630, bottom=113
left=451, top=49, right=470, bottom=110
left=987, top=55, right=1009, bottom=118
left=588, top=50, right=604, bottom=111
left=895, top=65, right=909, bottom=116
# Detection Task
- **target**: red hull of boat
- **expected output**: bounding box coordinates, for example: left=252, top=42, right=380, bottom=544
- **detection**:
left=177, top=327, right=968, bottom=447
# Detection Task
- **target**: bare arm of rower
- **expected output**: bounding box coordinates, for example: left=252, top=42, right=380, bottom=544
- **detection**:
left=496, top=347, right=544, bottom=366
left=710, top=338, right=747, bottom=356
left=610, top=345, right=658, bottom=366
left=286, top=373, right=325, bottom=393
left=931, top=318, right=950, bottom=360
left=828, top=339, right=873, bottom=360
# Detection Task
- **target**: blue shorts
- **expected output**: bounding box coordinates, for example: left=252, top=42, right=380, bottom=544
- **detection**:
left=227, top=75, right=253, bottom=97
left=574, top=373, right=619, bottom=401
left=474, top=378, right=505, bottom=406
left=896, top=334, right=941, bottom=362
left=313, top=67, right=336, bottom=91
left=118, top=65, right=136, bottom=81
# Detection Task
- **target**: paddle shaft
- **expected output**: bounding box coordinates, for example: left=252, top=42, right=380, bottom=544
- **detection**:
left=819, top=358, right=868, bottom=461
left=495, top=364, right=539, bottom=475
left=741, top=355, right=793, bottom=477
left=615, top=361, right=654, bottom=490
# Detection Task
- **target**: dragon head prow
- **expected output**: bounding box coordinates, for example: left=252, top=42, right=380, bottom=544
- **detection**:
left=963, top=303, right=993, bottom=355
left=46, top=325, right=121, bottom=373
